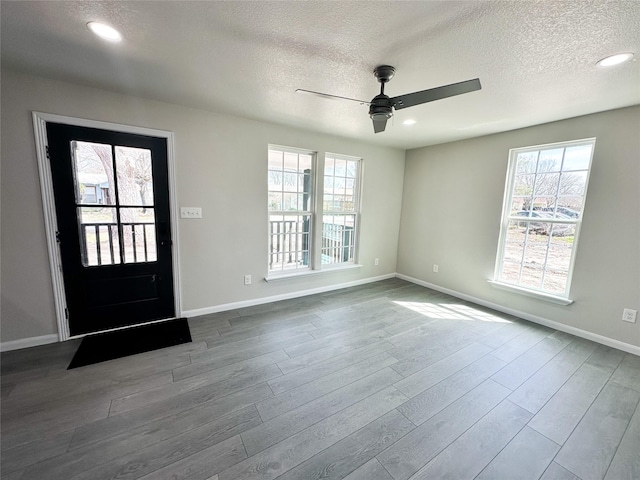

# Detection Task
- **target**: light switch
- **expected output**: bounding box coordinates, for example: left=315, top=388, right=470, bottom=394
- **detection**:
left=180, top=207, right=202, bottom=219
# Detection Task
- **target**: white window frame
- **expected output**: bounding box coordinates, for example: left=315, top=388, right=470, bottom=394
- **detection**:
left=321, top=153, right=362, bottom=268
left=266, top=146, right=363, bottom=280
left=491, top=138, right=596, bottom=304
left=267, top=145, right=317, bottom=276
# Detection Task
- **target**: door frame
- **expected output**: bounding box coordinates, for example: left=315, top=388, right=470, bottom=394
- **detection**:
left=33, top=112, right=182, bottom=341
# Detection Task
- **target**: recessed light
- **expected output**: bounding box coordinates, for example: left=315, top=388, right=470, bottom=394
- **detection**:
left=596, top=52, right=634, bottom=67
left=87, top=22, right=122, bottom=43
left=403, top=119, right=416, bottom=126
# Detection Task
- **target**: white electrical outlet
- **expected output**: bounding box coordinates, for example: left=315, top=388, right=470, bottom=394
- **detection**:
left=180, top=207, right=202, bottom=219
left=374, top=258, right=379, bottom=266
left=433, top=264, right=439, bottom=273
left=622, top=308, right=637, bottom=323
left=244, top=274, right=252, bottom=285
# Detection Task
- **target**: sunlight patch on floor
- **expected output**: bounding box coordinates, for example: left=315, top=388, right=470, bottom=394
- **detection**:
left=442, top=304, right=512, bottom=323
left=393, top=301, right=512, bottom=323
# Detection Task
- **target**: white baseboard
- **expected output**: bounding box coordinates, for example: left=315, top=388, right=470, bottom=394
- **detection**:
left=0, top=334, right=59, bottom=352
left=396, top=274, right=640, bottom=356
left=182, top=273, right=397, bottom=318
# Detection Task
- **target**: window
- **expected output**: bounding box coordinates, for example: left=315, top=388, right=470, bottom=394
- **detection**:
left=494, top=138, right=595, bottom=300
left=73, top=141, right=158, bottom=267
left=322, top=154, right=361, bottom=265
left=83, top=185, right=97, bottom=203
left=268, top=147, right=314, bottom=274
left=267, top=146, right=362, bottom=276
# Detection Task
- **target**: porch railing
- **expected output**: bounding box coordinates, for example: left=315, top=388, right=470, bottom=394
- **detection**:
left=321, top=223, right=354, bottom=264
left=268, top=219, right=354, bottom=269
left=80, top=222, right=157, bottom=266
left=268, top=219, right=309, bottom=269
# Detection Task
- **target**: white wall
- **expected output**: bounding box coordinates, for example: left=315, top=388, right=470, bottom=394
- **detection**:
left=0, top=70, right=406, bottom=344
left=397, top=106, right=640, bottom=349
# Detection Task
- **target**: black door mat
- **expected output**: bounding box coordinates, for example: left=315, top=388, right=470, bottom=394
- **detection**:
left=68, top=318, right=191, bottom=369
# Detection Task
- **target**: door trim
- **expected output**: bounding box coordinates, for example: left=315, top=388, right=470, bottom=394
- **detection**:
left=33, top=112, right=182, bottom=341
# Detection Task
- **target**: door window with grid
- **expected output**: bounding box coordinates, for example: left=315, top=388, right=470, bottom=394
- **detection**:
left=268, top=147, right=314, bottom=273
left=322, top=155, right=361, bottom=265
left=72, top=141, right=157, bottom=266
left=494, top=138, right=595, bottom=298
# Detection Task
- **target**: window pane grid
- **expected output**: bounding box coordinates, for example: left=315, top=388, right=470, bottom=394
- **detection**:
left=268, top=147, right=315, bottom=273
left=321, top=214, right=356, bottom=265
left=501, top=218, right=577, bottom=294
left=72, top=141, right=158, bottom=267
left=269, top=214, right=311, bottom=272
left=322, top=155, right=360, bottom=266
left=323, top=156, right=358, bottom=213
left=496, top=139, right=594, bottom=297
left=268, top=148, right=361, bottom=274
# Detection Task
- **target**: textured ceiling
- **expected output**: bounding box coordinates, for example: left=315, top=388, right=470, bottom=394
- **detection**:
left=2, top=1, right=639, bottom=149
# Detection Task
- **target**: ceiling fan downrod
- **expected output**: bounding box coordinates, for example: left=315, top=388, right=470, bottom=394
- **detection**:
left=369, top=65, right=396, bottom=128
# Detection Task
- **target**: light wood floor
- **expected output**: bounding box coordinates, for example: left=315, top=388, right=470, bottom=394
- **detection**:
left=1, top=279, right=639, bottom=480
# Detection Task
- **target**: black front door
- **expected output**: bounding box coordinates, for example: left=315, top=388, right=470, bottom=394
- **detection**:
left=47, top=123, right=175, bottom=336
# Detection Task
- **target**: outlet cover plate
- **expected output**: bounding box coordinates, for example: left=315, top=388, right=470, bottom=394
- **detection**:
left=622, top=308, right=637, bottom=323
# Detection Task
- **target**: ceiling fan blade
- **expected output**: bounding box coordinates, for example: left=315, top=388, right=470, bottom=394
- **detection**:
left=372, top=117, right=387, bottom=133
left=296, top=89, right=369, bottom=105
left=391, top=78, right=481, bottom=110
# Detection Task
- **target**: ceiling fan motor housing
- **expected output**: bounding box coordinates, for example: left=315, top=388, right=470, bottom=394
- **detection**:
left=369, top=94, right=394, bottom=120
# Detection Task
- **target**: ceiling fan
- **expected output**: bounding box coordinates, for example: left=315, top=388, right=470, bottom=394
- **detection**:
left=296, top=65, right=481, bottom=133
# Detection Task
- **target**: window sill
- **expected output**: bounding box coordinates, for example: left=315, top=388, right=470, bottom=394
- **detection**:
left=265, top=264, right=363, bottom=282
left=488, top=280, right=574, bottom=306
